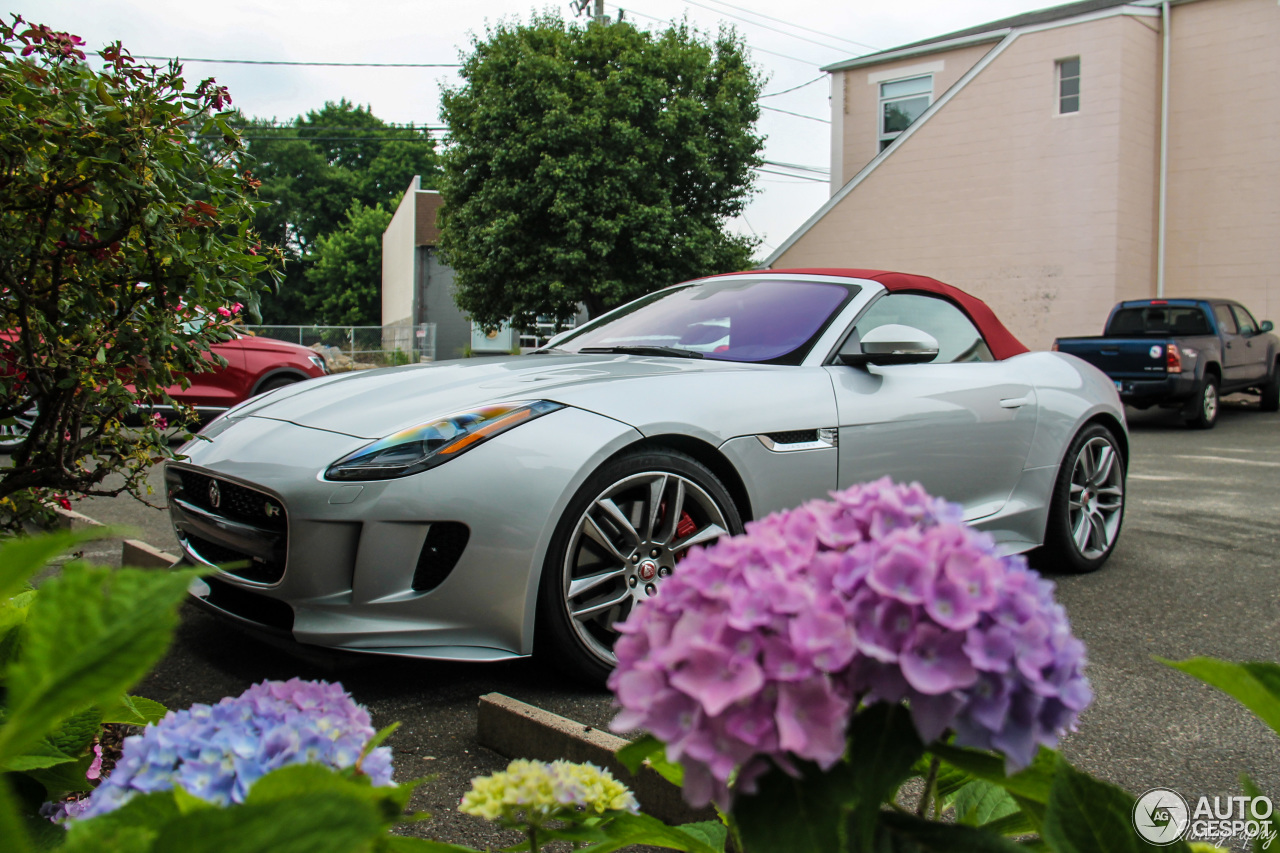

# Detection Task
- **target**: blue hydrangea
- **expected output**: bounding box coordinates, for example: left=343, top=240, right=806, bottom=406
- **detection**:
left=75, top=679, right=393, bottom=819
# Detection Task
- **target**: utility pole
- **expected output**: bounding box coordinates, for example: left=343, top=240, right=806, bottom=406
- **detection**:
left=571, top=0, right=609, bottom=23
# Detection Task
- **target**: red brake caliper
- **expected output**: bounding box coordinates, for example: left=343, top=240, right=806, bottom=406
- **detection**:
left=674, top=512, right=697, bottom=562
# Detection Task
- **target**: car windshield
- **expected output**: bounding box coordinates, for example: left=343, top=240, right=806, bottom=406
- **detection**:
left=551, top=277, right=857, bottom=364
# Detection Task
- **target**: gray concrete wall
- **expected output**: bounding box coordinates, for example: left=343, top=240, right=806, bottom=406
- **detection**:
left=420, top=248, right=472, bottom=361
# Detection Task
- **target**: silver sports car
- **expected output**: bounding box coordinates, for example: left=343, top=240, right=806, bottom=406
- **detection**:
left=167, top=269, right=1127, bottom=681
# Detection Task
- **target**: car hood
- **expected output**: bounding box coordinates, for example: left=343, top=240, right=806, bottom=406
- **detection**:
left=233, top=353, right=761, bottom=439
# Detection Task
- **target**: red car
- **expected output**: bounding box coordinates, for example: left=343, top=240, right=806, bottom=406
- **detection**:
left=0, top=332, right=329, bottom=451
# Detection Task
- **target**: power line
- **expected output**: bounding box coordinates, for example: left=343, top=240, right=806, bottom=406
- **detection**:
left=762, top=158, right=828, bottom=175
left=204, top=135, right=442, bottom=141
left=231, top=125, right=442, bottom=132
left=695, top=0, right=880, bottom=52
left=679, top=0, right=850, bottom=55
left=760, top=74, right=826, bottom=98
left=754, top=167, right=826, bottom=183
left=759, top=104, right=829, bottom=123
left=607, top=5, right=820, bottom=66
left=134, top=55, right=460, bottom=68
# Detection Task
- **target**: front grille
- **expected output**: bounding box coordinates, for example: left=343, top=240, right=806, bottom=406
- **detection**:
left=169, top=466, right=289, bottom=585
left=175, top=469, right=287, bottom=532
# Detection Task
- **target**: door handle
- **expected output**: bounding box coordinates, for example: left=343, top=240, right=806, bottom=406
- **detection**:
left=1000, top=396, right=1032, bottom=409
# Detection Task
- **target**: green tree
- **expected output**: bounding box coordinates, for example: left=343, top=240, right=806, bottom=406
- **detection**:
left=305, top=201, right=394, bottom=326
left=240, top=101, right=438, bottom=325
left=439, top=13, right=763, bottom=326
left=0, top=17, right=281, bottom=526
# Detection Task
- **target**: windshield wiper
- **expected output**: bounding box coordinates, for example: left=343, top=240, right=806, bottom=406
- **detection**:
left=578, top=345, right=704, bottom=359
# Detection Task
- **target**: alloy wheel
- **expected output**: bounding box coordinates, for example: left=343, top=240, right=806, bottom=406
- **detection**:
left=562, top=470, right=729, bottom=665
left=1067, top=436, right=1124, bottom=560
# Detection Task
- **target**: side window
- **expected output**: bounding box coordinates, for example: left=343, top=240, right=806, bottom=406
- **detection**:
left=1214, top=305, right=1238, bottom=335
left=850, top=293, right=994, bottom=363
left=1231, top=305, right=1258, bottom=336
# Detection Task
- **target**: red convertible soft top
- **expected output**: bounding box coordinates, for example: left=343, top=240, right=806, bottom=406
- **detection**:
left=738, top=268, right=1029, bottom=361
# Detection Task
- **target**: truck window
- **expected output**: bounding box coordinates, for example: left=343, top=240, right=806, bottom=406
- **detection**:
left=1108, top=306, right=1209, bottom=336
left=1230, top=305, right=1257, bottom=336
left=1213, top=305, right=1238, bottom=335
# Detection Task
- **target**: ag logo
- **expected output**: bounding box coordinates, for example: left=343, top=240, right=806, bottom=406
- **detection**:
left=1133, top=787, right=1189, bottom=845
left=208, top=480, right=222, bottom=509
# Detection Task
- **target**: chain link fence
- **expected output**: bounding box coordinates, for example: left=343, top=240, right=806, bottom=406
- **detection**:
left=242, top=324, right=436, bottom=371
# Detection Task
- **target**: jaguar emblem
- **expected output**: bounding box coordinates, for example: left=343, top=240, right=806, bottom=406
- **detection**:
left=208, top=480, right=221, bottom=509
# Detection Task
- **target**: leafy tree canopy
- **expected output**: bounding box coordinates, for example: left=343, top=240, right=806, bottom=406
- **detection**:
left=439, top=13, right=764, bottom=325
left=304, top=201, right=393, bottom=327
left=241, top=101, right=438, bottom=325
left=0, top=16, right=281, bottom=526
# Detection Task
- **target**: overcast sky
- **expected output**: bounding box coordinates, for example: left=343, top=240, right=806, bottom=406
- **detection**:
left=29, top=0, right=1057, bottom=257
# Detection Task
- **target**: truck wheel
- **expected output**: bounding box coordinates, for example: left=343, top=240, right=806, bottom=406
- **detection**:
left=1261, top=362, right=1280, bottom=412
left=1184, top=375, right=1219, bottom=429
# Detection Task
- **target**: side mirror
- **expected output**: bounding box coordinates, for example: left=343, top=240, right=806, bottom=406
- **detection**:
left=838, top=324, right=940, bottom=367
left=1260, top=320, right=1274, bottom=334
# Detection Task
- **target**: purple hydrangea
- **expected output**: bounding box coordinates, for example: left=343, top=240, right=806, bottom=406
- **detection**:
left=74, top=679, right=393, bottom=819
left=608, top=478, right=1091, bottom=809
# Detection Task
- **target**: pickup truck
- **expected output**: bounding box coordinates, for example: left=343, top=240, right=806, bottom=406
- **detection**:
left=1054, top=298, right=1279, bottom=429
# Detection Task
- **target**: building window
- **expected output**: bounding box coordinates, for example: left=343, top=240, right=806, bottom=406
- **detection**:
left=1058, top=58, right=1080, bottom=113
left=879, top=75, right=931, bottom=151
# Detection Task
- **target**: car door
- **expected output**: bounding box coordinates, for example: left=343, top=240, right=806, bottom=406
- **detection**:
left=823, top=292, right=1038, bottom=522
left=1213, top=303, right=1252, bottom=386
left=1229, top=304, right=1269, bottom=383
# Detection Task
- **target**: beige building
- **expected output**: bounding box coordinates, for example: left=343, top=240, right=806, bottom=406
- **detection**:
left=765, top=0, right=1279, bottom=350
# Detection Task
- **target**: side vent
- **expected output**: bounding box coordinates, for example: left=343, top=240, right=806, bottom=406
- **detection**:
left=412, top=522, right=470, bottom=593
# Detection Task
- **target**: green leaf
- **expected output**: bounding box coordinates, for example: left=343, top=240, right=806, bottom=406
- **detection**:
left=1041, top=760, right=1192, bottom=853
left=2, top=737, right=76, bottom=772
left=0, top=776, right=34, bottom=853
left=931, top=744, right=1059, bottom=805
left=380, top=838, right=481, bottom=853
left=953, top=779, right=1020, bottom=829
left=149, top=792, right=384, bottom=853
left=733, top=703, right=924, bottom=853
left=673, top=819, right=728, bottom=851
left=0, top=564, right=201, bottom=765
left=1240, top=775, right=1266, bottom=853
left=45, top=705, right=104, bottom=756
left=99, top=694, right=168, bottom=726
left=95, top=346, right=105, bottom=363
left=617, top=734, right=684, bottom=787
left=583, top=811, right=723, bottom=853
left=874, top=811, right=1029, bottom=851
left=1162, top=657, right=1280, bottom=737
left=21, top=752, right=95, bottom=799
left=0, top=528, right=116, bottom=602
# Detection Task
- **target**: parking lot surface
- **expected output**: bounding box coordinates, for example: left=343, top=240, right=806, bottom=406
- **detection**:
left=73, top=398, right=1280, bottom=846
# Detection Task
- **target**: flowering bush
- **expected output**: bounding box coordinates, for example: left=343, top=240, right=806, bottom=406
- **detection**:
left=610, top=477, right=1091, bottom=810
left=461, top=759, right=639, bottom=823
left=75, top=678, right=393, bottom=818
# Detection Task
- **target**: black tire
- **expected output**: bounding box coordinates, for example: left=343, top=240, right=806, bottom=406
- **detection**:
left=1260, top=361, right=1280, bottom=412
left=254, top=376, right=299, bottom=396
left=536, top=448, right=743, bottom=684
left=1036, top=423, right=1126, bottom=574
left=0, top=403, right=37, bottom=454
left=1184, top=374, right=1219, bottom=429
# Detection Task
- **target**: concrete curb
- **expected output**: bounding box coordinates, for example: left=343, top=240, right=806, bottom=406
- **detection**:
left=477, top=693, right=715, bottom=826
left=53, top=506, right=180, bottom=568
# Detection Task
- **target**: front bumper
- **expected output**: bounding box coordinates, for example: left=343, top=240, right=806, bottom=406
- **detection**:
left=167, top=407, right=641, bottom=661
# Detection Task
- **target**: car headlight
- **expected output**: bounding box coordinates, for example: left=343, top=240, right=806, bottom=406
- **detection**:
left=308, top=355, right=330, bottom=374
left=325, top=400, right=564, bottom=481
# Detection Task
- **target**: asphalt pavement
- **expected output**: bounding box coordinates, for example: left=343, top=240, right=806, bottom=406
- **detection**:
left=63, top=398, right=1280, bottom=846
